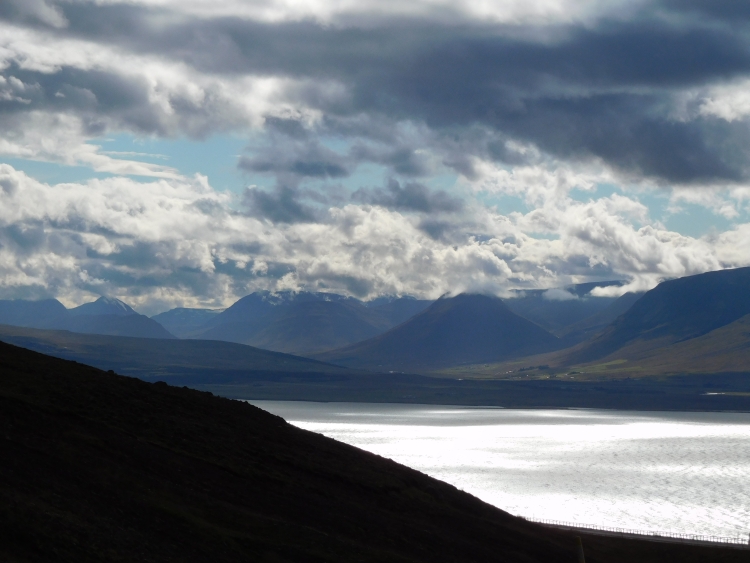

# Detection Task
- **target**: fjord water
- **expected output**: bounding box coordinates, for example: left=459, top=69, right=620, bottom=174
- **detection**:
left=252, top=401, right=750, bottom=540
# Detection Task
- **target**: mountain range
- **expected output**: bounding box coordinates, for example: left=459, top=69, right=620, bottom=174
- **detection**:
left=1, top=269, right=749, bottom=378
left=0, top=324, right=351, bottom=386
left=185, top=291, right=433, bottom=355
left=460, top=267, right=750, bottom=378
left=0, top=296, right=174, bottom=339
left=568, top=267, right=750, bottom=363
left=316, top=293, right=562, bottom=371
left=503, top=281, right=623, bottom=333
left=151, top=307, right=224, bottom=338
left=150, top=282, right=625, bottom=357
left=553, top=267, right=750, bottom=374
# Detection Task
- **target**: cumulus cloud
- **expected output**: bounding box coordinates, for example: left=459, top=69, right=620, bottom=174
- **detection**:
left=2, top=1, right=750, bottom=183
left=352, top=178, right=463, bottom=213
left=543, top=288, right=578, bottom=301
left=1, top=0, right=750, bottom=310
left=0, top=162, right=747, bottom=314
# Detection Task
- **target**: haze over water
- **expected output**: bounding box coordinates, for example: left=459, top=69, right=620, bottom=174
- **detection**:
left=253, top=402, right=750, bottom=541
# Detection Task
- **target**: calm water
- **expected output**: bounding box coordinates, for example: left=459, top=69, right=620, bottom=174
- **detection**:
left=251, top=401, right=750, bottom=540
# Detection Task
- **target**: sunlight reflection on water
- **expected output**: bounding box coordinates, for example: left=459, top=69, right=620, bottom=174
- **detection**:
left=250, top=401, right=750, bottom=538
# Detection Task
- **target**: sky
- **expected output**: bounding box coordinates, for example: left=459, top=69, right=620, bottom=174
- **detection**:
left=1, top=0, right=750, bottom=315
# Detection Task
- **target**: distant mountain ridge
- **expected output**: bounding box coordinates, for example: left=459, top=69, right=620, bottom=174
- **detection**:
left=68, top=296, right=137, bottom=317
left=188, top=291, right=433, bottom=355
left=0, top=324, right=351, bottom=385
left=317, top=293, right=561, bottom=371
left=566, top=266, right=750, bottom=365
left=503, top=280, right=624, bottom=335
left=151, top=307, right=224, bottom=338
left=0, top=296, right=174, bottom=339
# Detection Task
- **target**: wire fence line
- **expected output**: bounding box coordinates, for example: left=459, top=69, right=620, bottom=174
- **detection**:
left=526, top=517, right=750, bottom=547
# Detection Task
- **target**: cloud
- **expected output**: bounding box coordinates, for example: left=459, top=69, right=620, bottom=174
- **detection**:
left=352, top=178, right=463, bottom=213
left=239, top=137, right=350, bottom=179
left=3, top=1, right=750, bottom=184
left=543, top=288, right=578, bottom=301
left=242, top=185, right=320, bottom=224
left=2, top=1, right=750, bottom=311
left=0, top=0, right=67, bottom=29
left=0, top=162, right=747, bottom=314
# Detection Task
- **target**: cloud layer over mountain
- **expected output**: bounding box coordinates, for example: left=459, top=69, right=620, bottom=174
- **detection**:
left=1, top=0, right=750, bottom=313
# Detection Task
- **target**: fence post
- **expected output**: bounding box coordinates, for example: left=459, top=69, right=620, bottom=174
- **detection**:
left=576, top=536, right=586, bottom=563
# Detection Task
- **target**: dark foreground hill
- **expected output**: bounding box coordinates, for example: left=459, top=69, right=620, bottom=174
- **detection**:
left=318, top=294, right=560, bottom=371
left=1, top=342, right=744, bottom=563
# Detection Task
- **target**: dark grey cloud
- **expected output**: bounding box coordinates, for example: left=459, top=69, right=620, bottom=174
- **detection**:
left=242, top=185, right=320, bottom=223
left=4, top=1, right=750, bottom=183
left=351, top=178, right=464, bottom=213
left=239, top=142, right=350, bottom=179
left=350, top=144, right=433, bottom=177
left=657, top=0, right=750, bottom=21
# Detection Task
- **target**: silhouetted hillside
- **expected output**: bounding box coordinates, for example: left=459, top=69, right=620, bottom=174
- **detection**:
left=318, top=294, right=560, bottom=371
left=1, top=342, right=745, bottom=563
left=0, top=340, right=572, bottom=563
left=567, top=267, right=750, bottom=364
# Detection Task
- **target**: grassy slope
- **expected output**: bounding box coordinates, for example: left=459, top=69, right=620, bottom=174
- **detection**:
left=446, top=313, right=750, bottom=380
left=1, top=341, right=745, bottom=563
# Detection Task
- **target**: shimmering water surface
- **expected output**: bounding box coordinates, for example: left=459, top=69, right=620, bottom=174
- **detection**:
left=251, top=401, right=750, bottom=539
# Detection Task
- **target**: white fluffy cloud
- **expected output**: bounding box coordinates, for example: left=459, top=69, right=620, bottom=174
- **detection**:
left=81, top=0, right=642, bottom=25
left=0, top=162, right=746, bottom=313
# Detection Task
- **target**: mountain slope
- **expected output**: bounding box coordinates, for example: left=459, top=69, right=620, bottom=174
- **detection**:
left=0, top=296, right=174, bottom=339
left=68, top=296, right=137, bottom=316
left=364, top=296, right=434, bottom=327
left=0, top=340, right=569, bottom=563
left=554, top=292, right=644, bottom=344
left=150, top=307, right=223, bottom=338
left=317, top=293, right=560, bottom=371
left=248, top=299, right=391, bottom=354
left=2, top=342, right=742, bottom=563
left=63, top=313, right=176, bottom=339
left=0, top=298, right=68, bottom=328
left=195, top=291, right=396, bottom=354
left=567, top=266, right=750, bottom=364
left=503, top=281, right=622, bottom=332
left=0, top=324, right=352, bottom=385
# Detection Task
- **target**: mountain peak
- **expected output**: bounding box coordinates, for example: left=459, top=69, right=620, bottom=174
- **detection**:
left=317, top=292, right=560, bottom=371
left=69, top=296, right=137, bottom=317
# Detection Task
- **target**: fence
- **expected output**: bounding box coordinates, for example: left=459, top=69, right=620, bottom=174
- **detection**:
left=526, top=517, right=749, bottom=547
